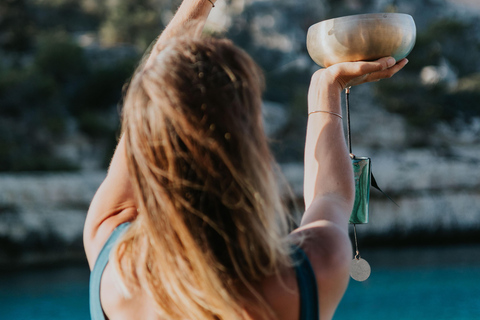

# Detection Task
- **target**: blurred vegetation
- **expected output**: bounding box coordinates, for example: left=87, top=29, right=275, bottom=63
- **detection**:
left=375, top=17, right=480, bottom=141
left=1, top=0, right=480, bottom=170
left=0, top=0, right=149, bottom=171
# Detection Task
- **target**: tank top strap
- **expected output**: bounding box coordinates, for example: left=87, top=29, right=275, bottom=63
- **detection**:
left=291, top=246, right=319, bottom=320
left=89, top=222, right=131, bottom=320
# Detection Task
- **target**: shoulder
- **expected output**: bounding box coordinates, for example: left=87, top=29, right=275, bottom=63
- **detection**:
left=83, top=137, right=138, bottom=269
left=83, top=178, right=137, bottom=269
left=292, top=220, right=352, bottom=319
left=297, top=220, right=351, bottom=274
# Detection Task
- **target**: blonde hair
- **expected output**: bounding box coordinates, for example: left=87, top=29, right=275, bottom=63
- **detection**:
left=113, top=35, right=293, bottom=319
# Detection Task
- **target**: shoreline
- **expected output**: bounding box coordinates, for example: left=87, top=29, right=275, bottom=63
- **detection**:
left=1, top=160, right=480, bottom=271
left=1, top=235, right=480, bottom=272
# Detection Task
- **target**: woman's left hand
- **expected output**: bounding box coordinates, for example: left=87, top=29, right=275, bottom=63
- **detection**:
left=324, top=57, right=409, bottom=92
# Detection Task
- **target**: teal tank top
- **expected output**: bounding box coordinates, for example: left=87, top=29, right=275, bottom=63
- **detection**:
left=89, top=223, right=319, bottom=319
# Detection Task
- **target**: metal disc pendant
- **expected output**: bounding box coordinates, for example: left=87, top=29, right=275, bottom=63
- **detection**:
left=350, top=257, right=371, bottom=282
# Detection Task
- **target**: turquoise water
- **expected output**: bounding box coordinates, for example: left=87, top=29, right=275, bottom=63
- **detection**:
left=335, top=266, right=480, bottom=320
left=1, top=265, right=90, bottom=320
left=1, top=247, right=480, bottom=319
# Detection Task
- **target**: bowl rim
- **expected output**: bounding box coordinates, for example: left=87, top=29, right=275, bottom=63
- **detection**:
left=308, top=12, right=414, bottom=30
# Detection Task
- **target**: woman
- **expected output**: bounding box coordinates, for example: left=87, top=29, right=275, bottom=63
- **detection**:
left=84, top=0, right=408, bottom=319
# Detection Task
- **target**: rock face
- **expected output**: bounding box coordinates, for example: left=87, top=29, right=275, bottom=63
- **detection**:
left=283, top=149, right=480, bottom=247
left=344, top=146, right=480, bottom=244
left=3, top=143, right=480, bottom=268
left=0, top=173, right=104, bottom=269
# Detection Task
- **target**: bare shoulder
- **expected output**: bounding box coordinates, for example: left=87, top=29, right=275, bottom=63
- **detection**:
left=296, top=194, right=352, bottom=282
left=296, top=220, right=351, bottom=270
left=292, top=219, right=352, bottom=319
left=83, top=174, right=137, bottom=269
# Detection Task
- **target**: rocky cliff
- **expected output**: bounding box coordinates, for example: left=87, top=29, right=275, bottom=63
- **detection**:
left=3, top=144, right=480, bottom=269
left=0, top=173, right=103, bottom=269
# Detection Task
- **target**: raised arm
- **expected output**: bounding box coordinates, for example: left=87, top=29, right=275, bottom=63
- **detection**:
left=302, top=57, right=408, bottom=228
left=84, top=0, right=217, bottom=268
left=295, top=57, right=408, bottom=319
left=145, top=0, right=215, bottom=68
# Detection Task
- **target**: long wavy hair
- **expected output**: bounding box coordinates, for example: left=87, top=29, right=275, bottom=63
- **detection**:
left=113, top=34, right=293, bottom=319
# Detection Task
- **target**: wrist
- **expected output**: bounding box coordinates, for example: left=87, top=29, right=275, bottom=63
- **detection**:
left=322, top=67, right=350, bottom=92
left=307, top=82, right=342, bottom=114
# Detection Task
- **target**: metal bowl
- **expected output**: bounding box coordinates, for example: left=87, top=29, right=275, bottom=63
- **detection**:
left=307, top=13, right=416, bottom=68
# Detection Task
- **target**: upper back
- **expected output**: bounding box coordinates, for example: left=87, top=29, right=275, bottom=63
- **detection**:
left=91, top=222, right=351, bottom=320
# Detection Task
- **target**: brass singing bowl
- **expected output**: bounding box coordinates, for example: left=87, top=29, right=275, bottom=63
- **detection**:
left=307, top=13, right=416, bottom=68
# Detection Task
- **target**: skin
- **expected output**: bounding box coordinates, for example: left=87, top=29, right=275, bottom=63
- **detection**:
left=83, top=0, right=408, bottom=319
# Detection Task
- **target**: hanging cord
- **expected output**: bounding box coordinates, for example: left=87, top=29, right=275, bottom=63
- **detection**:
left=353, top=224, right=360, bottom=260
left=348, top=88, right=360, bottom=260
left=345, top=87, right=352, bottom=155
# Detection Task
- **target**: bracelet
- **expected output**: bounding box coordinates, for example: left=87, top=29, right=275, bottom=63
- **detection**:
left=207, top=0, right=215, bottom=7
left=308, top=110, right=343, bottom=119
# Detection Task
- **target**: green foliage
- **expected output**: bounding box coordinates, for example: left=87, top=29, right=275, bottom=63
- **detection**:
left=0, top=0, right=152, bottom=171
left=269, top=86, right=308, bottom=162
left=69, top=59, right=137, bottom=114
left=407, top=18, right=474, bottom=76
left=375, top=74, right=480, bottom=131
left=2, top=0, right=479, bottom=170
left=0, top=64, right=77, bottom=171
left=264, top=66, right=311, bottom=104
left=77, top=114, right=114, bottom=138
left=34, top=0, right=102, bottom=32
left=374, top=17, right=480, bottom=141
left=0, top=29, right=134, bottom=171
left=99, top=0, right=165, bottom=50
left=0, top=0, right=36, bottom=52
left=0, top=67, right=57, bottom=117
left=34, top=32, right=88, bottom=82
left=376, top=78, right=450, bottom=128
left=0, top=117, right=78, bottom=172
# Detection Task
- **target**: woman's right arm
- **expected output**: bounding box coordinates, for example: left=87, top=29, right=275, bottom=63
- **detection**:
left=296, top=57, right=408, bottom=319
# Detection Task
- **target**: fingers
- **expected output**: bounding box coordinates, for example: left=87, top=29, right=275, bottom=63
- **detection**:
left=323, top=57, right=393, bottom=90
left=342, top=57, right=408, bottom=87
left=362, top=58, right=409, bottom=84
left=329, top=57, right=395, bottom=79
left=371, top=58, right=408, bottom=78
left=354, top=56, right=397, bottom=75
left=309, top=57, right=409, bottom=99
